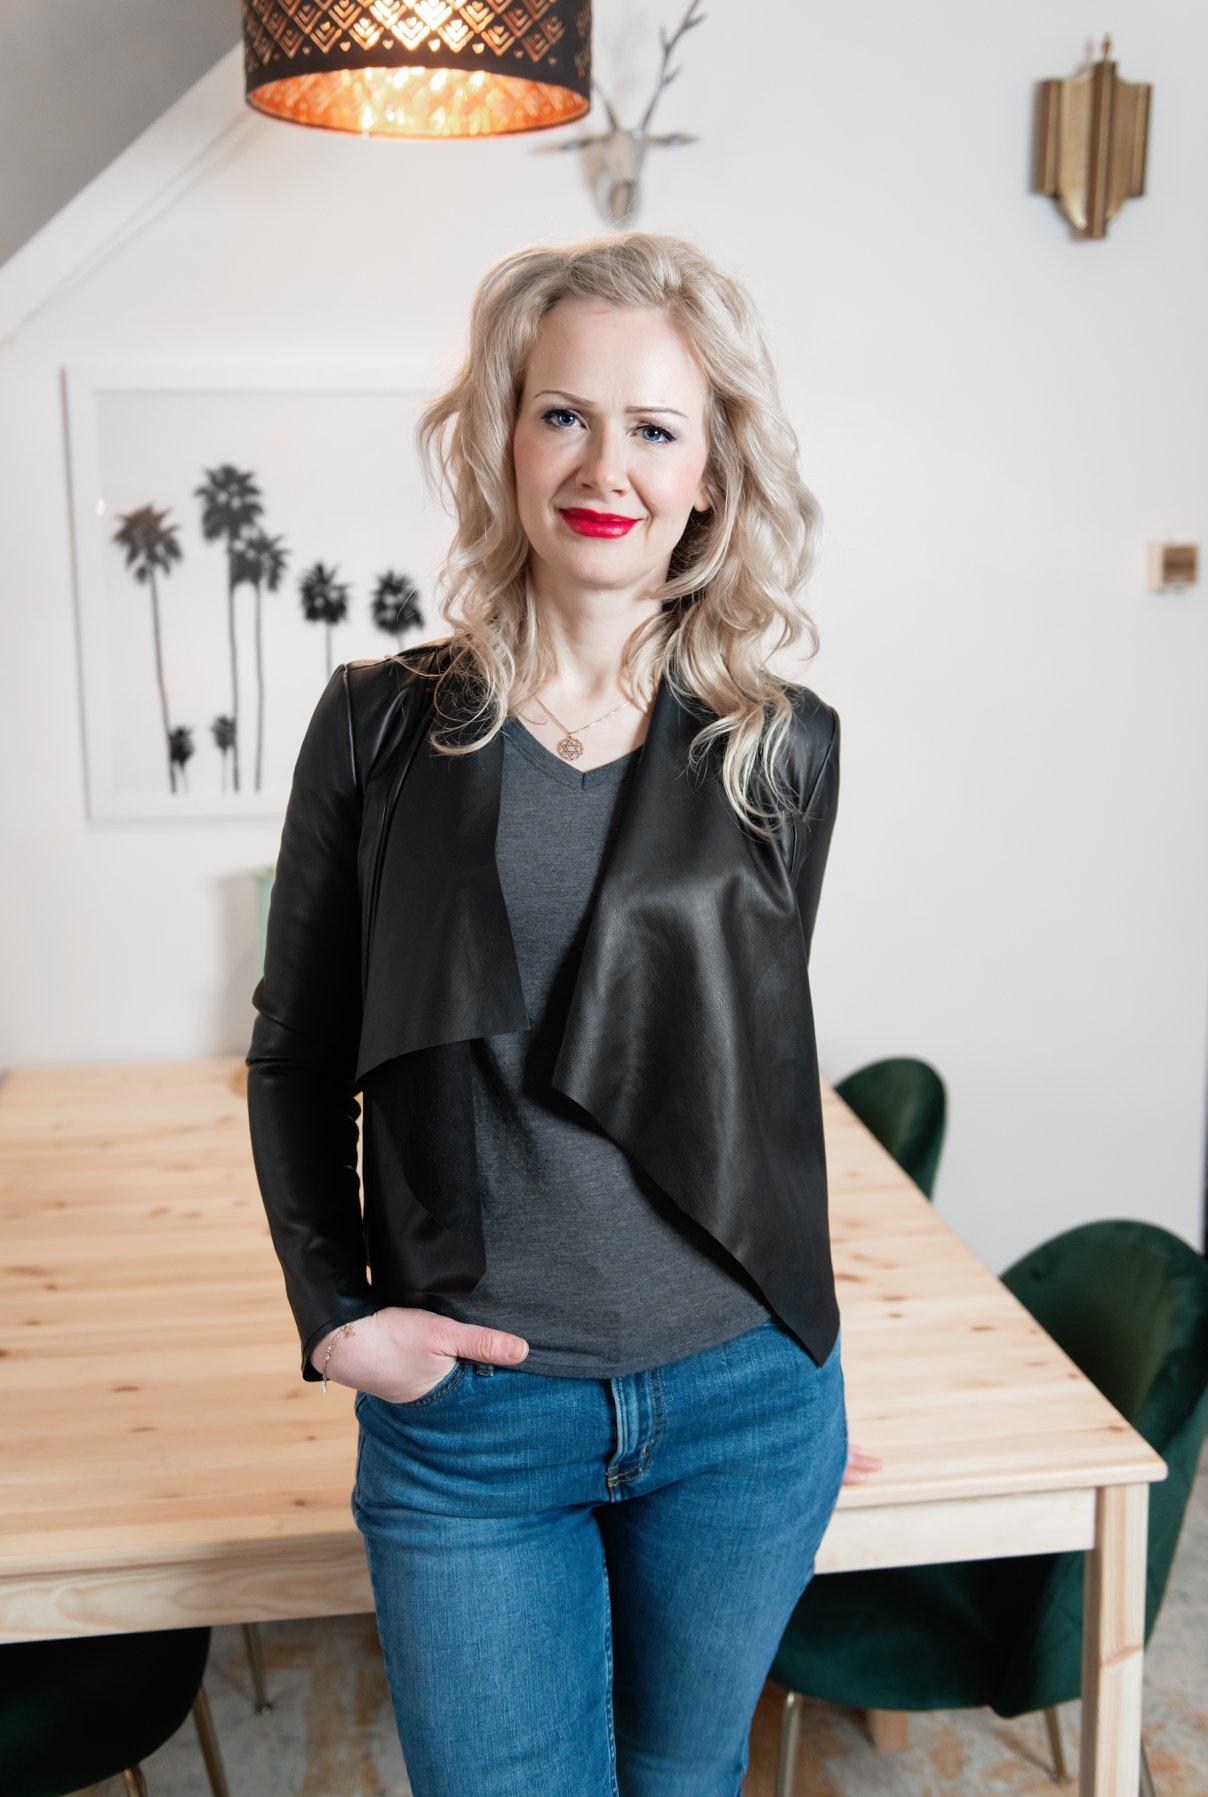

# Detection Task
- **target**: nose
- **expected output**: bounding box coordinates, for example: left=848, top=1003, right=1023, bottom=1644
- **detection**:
left=574, top=422, right=631, bottom=496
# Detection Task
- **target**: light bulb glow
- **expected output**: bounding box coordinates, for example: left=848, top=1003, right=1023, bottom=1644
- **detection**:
left=246, top=65, right=588, bottom=139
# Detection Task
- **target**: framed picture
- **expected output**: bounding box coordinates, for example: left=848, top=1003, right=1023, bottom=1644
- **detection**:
left=63, top=362, right=446, bottom=819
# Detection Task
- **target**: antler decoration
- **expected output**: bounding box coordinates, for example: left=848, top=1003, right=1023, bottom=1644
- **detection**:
left=544, top=0, right=706, bottom=227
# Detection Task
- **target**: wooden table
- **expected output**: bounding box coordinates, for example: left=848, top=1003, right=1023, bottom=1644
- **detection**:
left=0, top=1057, right=1165, bottom=1793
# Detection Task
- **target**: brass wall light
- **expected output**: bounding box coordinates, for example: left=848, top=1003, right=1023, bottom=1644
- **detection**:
left=242, top=1, right=592, bottom=139
left=1036, top=34, right=1151, bottom=237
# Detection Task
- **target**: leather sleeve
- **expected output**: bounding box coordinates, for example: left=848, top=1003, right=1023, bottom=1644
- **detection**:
left=789, top=704, right=840, bottom=963
left=245, top=664, right=383, bottom=1381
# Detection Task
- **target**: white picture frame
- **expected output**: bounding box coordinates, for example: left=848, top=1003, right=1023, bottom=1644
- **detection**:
left=63, top=361, right=445, bottom=819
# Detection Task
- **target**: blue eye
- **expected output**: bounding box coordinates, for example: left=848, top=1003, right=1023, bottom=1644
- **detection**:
left=539, top=406, right=676, bottom=445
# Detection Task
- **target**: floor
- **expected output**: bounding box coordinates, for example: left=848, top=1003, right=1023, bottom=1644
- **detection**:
left=88, top=1460, right=1207, bottom=1796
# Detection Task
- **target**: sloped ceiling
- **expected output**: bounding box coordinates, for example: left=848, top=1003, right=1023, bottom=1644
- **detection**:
left=0, top=0, right=240, bottom=267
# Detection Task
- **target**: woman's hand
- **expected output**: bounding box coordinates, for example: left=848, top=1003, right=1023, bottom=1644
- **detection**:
left=311, top=1307, right=530, bottom=1403
left=843, top=1442, right=883, bottom=1484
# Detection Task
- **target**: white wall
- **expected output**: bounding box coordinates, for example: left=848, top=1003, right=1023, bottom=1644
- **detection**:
left=2, top=3, right=1204, bottom=1276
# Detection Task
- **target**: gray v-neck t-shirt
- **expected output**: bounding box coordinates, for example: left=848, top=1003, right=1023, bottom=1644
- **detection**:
left=426, top=713, right=772, bottom=1378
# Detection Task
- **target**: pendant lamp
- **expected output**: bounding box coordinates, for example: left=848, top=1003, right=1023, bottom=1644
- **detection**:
left=242, top=1, right=592, bottom=140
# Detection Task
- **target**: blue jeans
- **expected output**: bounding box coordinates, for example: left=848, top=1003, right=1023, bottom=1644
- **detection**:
left=351, top=1316, right=847, bottom=1797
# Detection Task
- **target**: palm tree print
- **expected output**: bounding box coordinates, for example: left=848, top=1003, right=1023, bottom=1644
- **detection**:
left=194, top=464, right=264, bottom=792
left=169, top=726, right=196, bottom=792
left=232, top=527, right=290, bottom=791
left=299, top=562, right=350, bottom=679
left=371, top=570, right=424, bottom=645
left=212, top=715, right=236, bottom=792
left=111, top=503, right=184, bottom=794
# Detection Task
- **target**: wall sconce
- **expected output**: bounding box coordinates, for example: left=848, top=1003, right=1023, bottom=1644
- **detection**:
left=1036, top=35, right=1151, bottom=237
left=242, top=0, right=591, bottom=139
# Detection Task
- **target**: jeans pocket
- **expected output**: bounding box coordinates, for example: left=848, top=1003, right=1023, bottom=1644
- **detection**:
left=388, top=1357, right=469, bottom=1409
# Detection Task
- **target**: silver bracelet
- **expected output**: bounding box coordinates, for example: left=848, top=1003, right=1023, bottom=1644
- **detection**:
left=319, top=1320, right=357, bottom=1394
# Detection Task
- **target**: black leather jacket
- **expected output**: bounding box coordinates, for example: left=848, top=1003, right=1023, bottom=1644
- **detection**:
left=245, top=643, right=841, bottom=1380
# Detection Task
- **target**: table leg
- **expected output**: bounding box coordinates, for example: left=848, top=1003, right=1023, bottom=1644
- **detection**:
left=1079, top=1483, right=1148, bottom=1795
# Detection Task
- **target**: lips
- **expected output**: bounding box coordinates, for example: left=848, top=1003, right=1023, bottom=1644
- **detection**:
left=558, top=507, right=641, bottom=538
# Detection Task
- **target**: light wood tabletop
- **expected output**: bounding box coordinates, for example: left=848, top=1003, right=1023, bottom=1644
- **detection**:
left=0, top=1056, right=1166, bottom=1793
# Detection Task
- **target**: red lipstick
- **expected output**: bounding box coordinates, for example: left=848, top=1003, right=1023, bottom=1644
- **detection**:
left=558, top=507, right=641, bottom=538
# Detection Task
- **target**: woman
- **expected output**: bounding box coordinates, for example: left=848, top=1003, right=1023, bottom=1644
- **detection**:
left=247, top=231, right=880, bottom=1796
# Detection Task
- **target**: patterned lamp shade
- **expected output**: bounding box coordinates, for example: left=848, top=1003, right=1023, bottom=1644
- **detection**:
left=242, top=1, right=592, bottom=139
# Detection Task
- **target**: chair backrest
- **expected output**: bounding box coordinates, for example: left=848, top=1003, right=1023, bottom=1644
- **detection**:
left=991, top=1218, right=1208, bottom=1717
left=834, top=1056, right=947, bottom=1197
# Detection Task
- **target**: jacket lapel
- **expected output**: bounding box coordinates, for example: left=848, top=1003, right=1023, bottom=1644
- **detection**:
left=354, top=670, right=528, bottom=1087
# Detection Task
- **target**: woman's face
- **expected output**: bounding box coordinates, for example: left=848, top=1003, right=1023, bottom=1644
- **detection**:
left=512, top=298, right=713, bottom=603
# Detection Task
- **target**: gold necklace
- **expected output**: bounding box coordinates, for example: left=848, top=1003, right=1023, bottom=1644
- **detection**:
left=516, top=695, right=633, bottom=762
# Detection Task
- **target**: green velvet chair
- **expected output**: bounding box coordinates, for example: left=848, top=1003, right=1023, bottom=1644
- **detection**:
left=834, top=1056, right=947, bottom=1198
left=0, top=1625, right=229, bottom=1796
left=769, top=1220, right=1208, bottom=1795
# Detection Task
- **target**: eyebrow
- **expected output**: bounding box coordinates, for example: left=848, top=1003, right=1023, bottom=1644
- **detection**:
left=533, top=388, right=688, bottom=419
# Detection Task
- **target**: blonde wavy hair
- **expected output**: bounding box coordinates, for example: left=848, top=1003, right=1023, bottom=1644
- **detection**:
left=411, top=229, right=824, bottom=838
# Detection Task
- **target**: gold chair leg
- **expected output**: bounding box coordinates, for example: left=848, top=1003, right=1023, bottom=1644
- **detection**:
left=1045, top=1705, right=1070, bottom=1782
left=122, top=1769, right=148, bottom=1796
left=241, top=1619, right=274, bottom=1713
left=1139, top=1735, right=1156, bottom=1797
left=868, top=1708, right=910, bottom=1750
left=775, top=1687, right=804, bottom=1797
left=192, top=1682, right=232, bottom=1797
